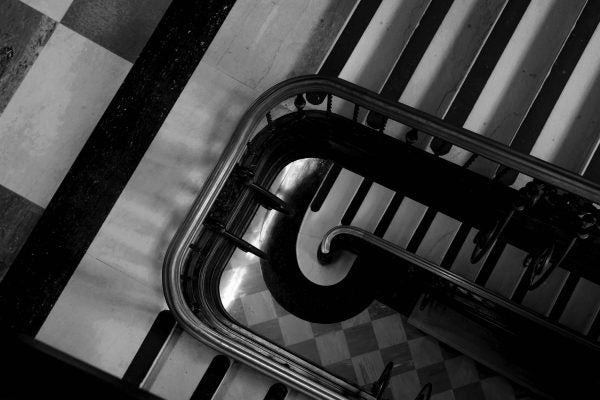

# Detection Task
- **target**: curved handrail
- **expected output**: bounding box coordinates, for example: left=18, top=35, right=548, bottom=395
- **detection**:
left=163, top=75, right=600, bottom=399
left=319, top=225, right=600, bottom=350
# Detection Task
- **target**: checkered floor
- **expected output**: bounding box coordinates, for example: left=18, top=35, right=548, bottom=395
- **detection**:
left=1, top=0, right=172, bottom=273
left=220, top=248, right=540, bottom=400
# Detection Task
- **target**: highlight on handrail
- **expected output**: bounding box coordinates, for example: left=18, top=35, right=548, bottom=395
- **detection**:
left=163, top=75, right=600, bottom=400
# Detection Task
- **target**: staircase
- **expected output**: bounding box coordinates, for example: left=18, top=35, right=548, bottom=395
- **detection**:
left=34, top=1, right=600, bottom=399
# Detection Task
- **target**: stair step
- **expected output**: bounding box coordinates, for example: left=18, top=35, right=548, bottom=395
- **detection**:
left=146, top=331, right=221, bottom=400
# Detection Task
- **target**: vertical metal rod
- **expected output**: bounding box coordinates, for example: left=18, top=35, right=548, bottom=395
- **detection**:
left=352, top=104, right=360, bottom=122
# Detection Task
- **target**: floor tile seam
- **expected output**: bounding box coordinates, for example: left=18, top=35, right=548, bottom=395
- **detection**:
left=0, top=182, right=45, bottom=213
left=92, top=255, right=163, bottom=295
left=0, top=3, right=59, bottom=114
left=200, top=60, right=259, bottom=94
left=59, top=0, right=174, bottom=64
left=17, top=0, right=65, bottom=23
left=55, top=22, right=132, bottom=65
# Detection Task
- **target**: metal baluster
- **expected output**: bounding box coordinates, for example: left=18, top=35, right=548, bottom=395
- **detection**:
left=414, top=383, right=432, bottom=400
left=205, top=221, right=268, bottom=259
left=371, top=362, right=393, bottom=400
left=266, top=112, right=274, bottom=131
left=352, top=103, right=360, bottom=122
left=294, top=93, right=306, bottom=113
left=471, top=180, right=545, bottom=263
left=524, top=204, right=596, bottom=290
left=406, top=128, right=419, bottom=145
left=236, top=167, right=292, bottom=215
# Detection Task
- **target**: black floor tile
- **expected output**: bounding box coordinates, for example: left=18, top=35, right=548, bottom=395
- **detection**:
left=368, top=301, right=396, bottom=320
left=403, top=317, right=426, bottom=340
left=327, top=359, right=357, bottom=385
left=476, top=363, right=497, bottom=381
left=272, top=298, right=289, bottom=318
left=311, top=321, right=342, bottom=337
left=61, top=0, right=171, bottom=62
left=416, top=362, right=451, bottom=395
left=0, top=0, right=57, bottom=113
left=453, top=382, right=486, bottom=400
left=252, top=319, right=284, bottom=347
left=380, top=342, right=415, bottom=376
left=0, top=184, right=43, bottom=281
left=345, top=323, right=379, bottom=357
left=288, top=338, right=320, bottom=365
left=438, top=341, right=462, bottom=361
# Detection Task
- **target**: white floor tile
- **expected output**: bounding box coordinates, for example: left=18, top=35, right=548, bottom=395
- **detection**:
left=352, top=350, right=384, bottom=385
left=445, top=355, right=479, bottom=388
left=408, top=336, right=443, bottom=369
left=278, top=314, right=314, bottom=346
left=315, top=331, right=350, bottom=366
left=241, top=291, right=277, bottom=326
left=373, top=314, right=406, bottom=348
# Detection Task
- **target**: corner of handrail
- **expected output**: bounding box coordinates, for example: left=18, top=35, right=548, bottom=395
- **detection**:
left=163, top=72, right=600, bottom=334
